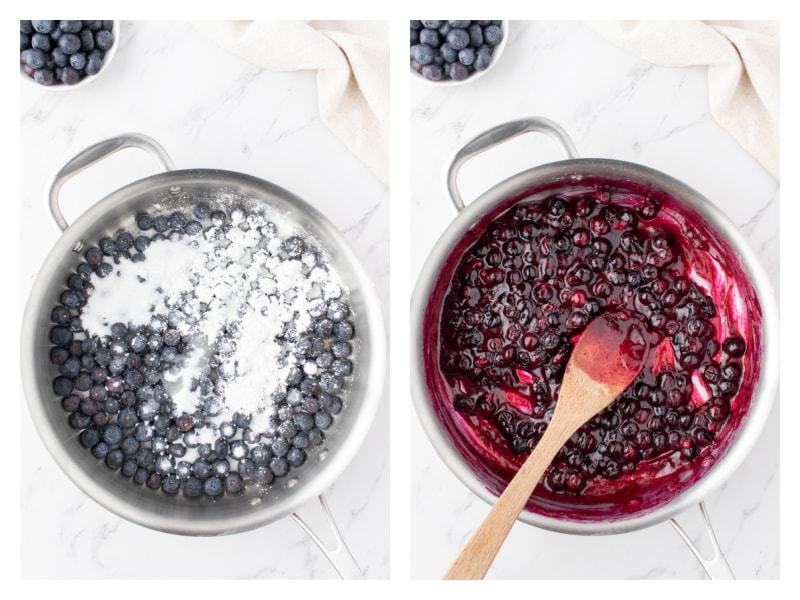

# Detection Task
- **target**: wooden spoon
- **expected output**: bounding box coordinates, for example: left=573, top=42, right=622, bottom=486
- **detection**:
left=443, top=310, right=651, bottom=580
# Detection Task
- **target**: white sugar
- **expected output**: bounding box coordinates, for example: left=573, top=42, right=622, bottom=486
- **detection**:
left=80, top=239, right=203, bottom=337
left=79, top=207, right=346, bottom=439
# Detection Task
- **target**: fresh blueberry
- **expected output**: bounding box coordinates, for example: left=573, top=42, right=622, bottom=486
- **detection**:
left=314, top=411, right=333, bottom=429
left=94, top=262, right=113, bottom=277
left=51, top=305, right=72, bottom=326
left=73, top=371, right=93, bottom=391
left=69, top=52, right=86, bottom=70
left=238, top=459, right=256, bottom=478
left=161, top=475, right=181, bottom=494
left=50, top=347, right=70, bottom=366
left=53, top=376, right=74, bottom=396
left=31, top=21, right=56, bottom=34
left=120, top=435, right=140, bottom=456
left=192, top=458, right=212, bottom=479
left=483, top=24, right=503, bottom=46
left=80, top=28, right=95, bottom=51
left=446, top=28, right=470, bottom=50
left=410, top=43, right=434, bottom=65
left=61, top=394, right=82, bottom=412
left=69, top=411, right=91, bottom=429
left=249, top=444, right=271, bottom=465
left=94, top=29, right=114, bottom=51
left=308, top=428, right=324, bottom=445
left=319, top=372, right=342, bottom=394
left=328, top=396, right=343, bottom=415
left=175, top=460, right=192, bottom=479
left=210, top=210, right=227, bottom=226
left=146, top=472, right=162, bottom=489
left=102, top=423, right=123, bottom=445
left=292, top=432, right=310, bottom=449
left=277, top=420, right=297, bottom=440
left=121, top=458, right=138, bottom=477
left=224, top=472, right=244, bottom=493
left=448, top=62, right=470, bottom=81
left=212, top=459, right=230, bottom=477
left=232, top=412, right=251, bottom=429
left=21, top=48, right=45, bottom=69
left=168, top=212, right=187, bottom=230
left=36, top=62, right=58, bottom=86
left=193, top=203, right=211, bottom=219
left=105, top=448, right=124, bottom=470
left=59, top=20, right=83, bottom=34
left=58, top=33, right=81, bottom=55
left=183, top=221, right=202, bottom=236
left=117, top=406, right=138, bottom=429
left=91, top=441, right=109, bottom=459
left=203, top=476, right=224, bottom=497
left=283, top=236, right=305, bottom=258
left=254, top=465, right=275, bottom=485
left=271, top=438, right=289, bottom=457
left=421, top=64, right=443, bottom=81
left=154, top=454, right=174, bottom=476
left=80, top=426, right=101, bottom=448
left=31, top=33, right=51, bottom=52
left=419, top=28, right=441, bottom=47
left=153, top=215, right=169, bottom=232
left=133, top=467, right=149, bottom=485
left=269, top=457, right=289, bottom=477
left=135, top=447, right=155, bottom=467
left=183, top=476, right=203, bottom=497
left=50, top=325, right=73, bottom=346
left=136, top=213, right=153, bottom=230
left=286, top=447, right=306, bottom=467
left=229, top=441, right=248, bottom=461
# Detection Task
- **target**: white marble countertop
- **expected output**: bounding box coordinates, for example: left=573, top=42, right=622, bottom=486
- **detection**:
left=20, top=20, right=389, bottom=580
left=410, top=20, right=779, bottom=580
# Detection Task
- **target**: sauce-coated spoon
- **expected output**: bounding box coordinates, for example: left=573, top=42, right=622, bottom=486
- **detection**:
left=443, top=310, right=651, bottom=580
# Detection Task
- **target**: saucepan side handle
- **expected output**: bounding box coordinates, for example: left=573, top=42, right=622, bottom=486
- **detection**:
left=292, top=493, right=366, bottom=580
left=47, top=133, right=176, bottom=232
left=669, top=500, right=735, bottom=579
left=445, top=117, right=579, bottom=213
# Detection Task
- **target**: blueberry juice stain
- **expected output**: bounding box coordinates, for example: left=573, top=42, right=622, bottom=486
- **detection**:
left=422, top=176, right=762, bottom=520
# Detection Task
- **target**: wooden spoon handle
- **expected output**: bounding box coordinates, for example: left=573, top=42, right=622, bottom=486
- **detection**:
left=442, top=417, right=575, bottom=580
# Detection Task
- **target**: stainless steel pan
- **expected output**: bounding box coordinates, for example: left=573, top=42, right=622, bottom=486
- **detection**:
left=411, top=118, right=778, bottom=578
left=21, top=133, right=386, bottom=579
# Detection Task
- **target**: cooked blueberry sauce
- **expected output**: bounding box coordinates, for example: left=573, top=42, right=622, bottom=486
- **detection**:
left=48, top=203, right=357, bottom=499
left=423, top=177, right=761, bottom=519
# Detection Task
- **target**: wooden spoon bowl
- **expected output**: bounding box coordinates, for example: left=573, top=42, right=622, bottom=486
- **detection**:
left=443, top=310, right=651, bottom=580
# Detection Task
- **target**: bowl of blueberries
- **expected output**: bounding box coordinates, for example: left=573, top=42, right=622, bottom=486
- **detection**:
left=410, top=20, right=508, bottom=85
left=20, top=20, right=119, bottom=89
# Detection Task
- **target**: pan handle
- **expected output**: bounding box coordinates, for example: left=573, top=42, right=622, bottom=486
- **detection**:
left=445, top=117, right=579, bottom=212
left=669, top=500, right=735, bottom=579
left=291, top=493, right=366, bottom=580
left=47, top=133, right=176, bottom=232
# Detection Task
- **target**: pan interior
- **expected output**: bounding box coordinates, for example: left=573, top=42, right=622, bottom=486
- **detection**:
left=414, top=160, right=776, bottom=533
left=22, top=169, right=384, bottom=536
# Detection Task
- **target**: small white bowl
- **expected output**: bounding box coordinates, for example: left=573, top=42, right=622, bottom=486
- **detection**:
left=410, top=20, right=509, bottom=87
left=20, top=20, right=120, bottom=91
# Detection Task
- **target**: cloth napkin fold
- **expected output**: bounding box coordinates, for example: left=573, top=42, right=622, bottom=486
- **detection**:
left=587, top=20, right=779, bottom=181
left=193, top=20, right=390, bottom=186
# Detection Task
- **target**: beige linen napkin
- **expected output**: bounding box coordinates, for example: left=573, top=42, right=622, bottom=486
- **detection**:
left=587, top=21, right=779, bottom=181
left=193, top=20, right=390, bottom=186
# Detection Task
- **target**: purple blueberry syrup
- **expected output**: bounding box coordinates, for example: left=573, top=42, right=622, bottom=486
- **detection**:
left=423, top=176, right=762, bottom=521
